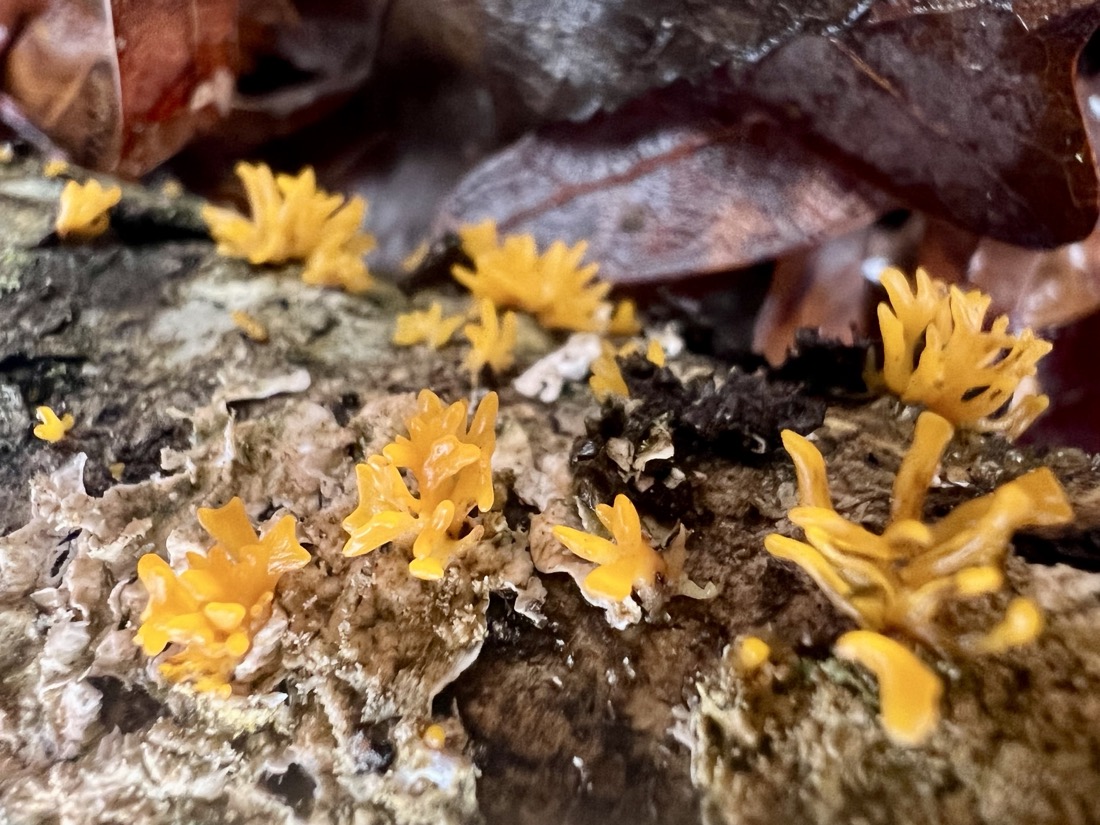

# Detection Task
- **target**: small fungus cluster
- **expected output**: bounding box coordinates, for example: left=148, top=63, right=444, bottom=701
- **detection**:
left=342, top=390, right=499, bottom=580
left=766, top=410, right=1072, bottom=744
left=393, top=219, right=642, bottom=383
left=56, top=179, right=121, bottom=240
left=552, top=494, right=668, bottom=601
left=463, top=298, right=518, bottom=376
left=129, top=191, right=1081, bottom=767
left=32, top=405, right=74, bottom=443
left=134, top=498, right=310, bottom=696
left=393, top=302, right=465, bottom=350
left=203, top=162, right=376, bottom=293
left=873, top=267, right=1051, bottom=439
left=453, top=220, right=638, bottom=335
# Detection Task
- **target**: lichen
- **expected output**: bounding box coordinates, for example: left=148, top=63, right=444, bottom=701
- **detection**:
left=343, top=390, right=499, bottom=580
left=134, top=497, right=311, bottom=696
left=202, top=162, right=376, bottom=293
left=873, top=268, right=1051, bottom=439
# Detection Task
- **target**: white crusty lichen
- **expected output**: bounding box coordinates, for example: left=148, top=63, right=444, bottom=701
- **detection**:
left=0, top=394, right=540, bottom=822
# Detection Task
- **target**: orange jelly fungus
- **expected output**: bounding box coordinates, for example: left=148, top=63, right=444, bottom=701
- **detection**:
left=230, top=310, right=269, bottom=342
left=589, top=338, right=666, bottom=401
left=463, top=298, right=518, bottom=376
left=552, top=494, right=667, bottom=602
left=43, top=159, right=69, bottom=178
left=134, top=498, right=310, bottom=696
left=393, top=301, right=465, bottom=349
left=56, top=179, right=121, bottom=240
left=736, top=637, right=771, bottom=672
left=33, top=405, right=74, bottom=443
left=423, top=724, right=447, bottom=750
left=342, top=390, right=498, bottom=580
left=453, top=220, right=637, bottom=335
left=765, top=411, right=1072, bottom=743
left=874, top=267, right=1051, bottom=439
left=834, top=630, right=944, bottom=747
left=202, top=162, right=376, bottom=293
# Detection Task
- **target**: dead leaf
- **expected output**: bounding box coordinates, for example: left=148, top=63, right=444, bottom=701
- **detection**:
left=409, top=0, right=873, bottom=123
left=112, top=0, right=239, bottom=176
left=0, top=0, right=238, bottom=175
left=1, top=0, right=121, bottom=167
left=752, top=216, right=922, bottom=365
left=739, top=1, right=1100, bottom=247
left=436, top=93, right=891, bottom=283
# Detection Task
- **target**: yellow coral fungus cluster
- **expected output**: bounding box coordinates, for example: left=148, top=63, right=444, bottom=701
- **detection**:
left=56, top=179, right=121, bottom=240
left=453, top=219, right=639, bottom=335
left=134, top=498, right=310, bottom=696
left=343, top=390, right=498, bottom=580
left=202, top=163, right=376, bottom=293
left=765, top=411, right=1072, bottom=743
left=873, top=268, right=1051, bottom=439
left=394, top=221, right=645, bottom=382
left=552, top=494, right=667, bottom=601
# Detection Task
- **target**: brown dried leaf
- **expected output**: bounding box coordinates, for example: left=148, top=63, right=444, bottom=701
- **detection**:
left=112, top=0, right=239, bottom=176
left=436, top=94, right=890, bottom=283
left=1, top=0, right=121, bottom=166
left=438, top=1, right=1100, bottom=282
left=751, top=218, right=922, bottom=365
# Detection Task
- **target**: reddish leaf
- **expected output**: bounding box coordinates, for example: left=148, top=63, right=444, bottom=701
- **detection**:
left=436, top=92, right=890, bottom=283
left=111, top=0, right=239, bottom=176
left=752, top=217, right=922, bottom=364
left=0, top=0, right=238, bottom=175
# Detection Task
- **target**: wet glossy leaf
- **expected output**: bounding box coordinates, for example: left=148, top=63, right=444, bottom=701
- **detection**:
left=422, top=0, right=874, bottom=122
left=438, top=1, right=1100, bottom=282
left=740, top=0, right=1100, bottom=247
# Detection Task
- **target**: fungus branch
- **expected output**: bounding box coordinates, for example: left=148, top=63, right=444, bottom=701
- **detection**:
left=203, top=162, right=376, bottom=293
